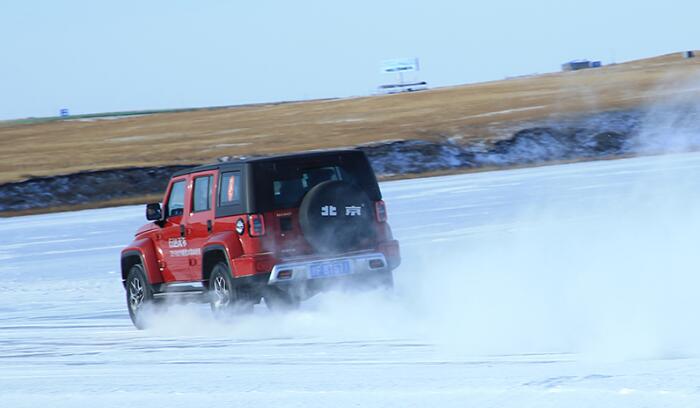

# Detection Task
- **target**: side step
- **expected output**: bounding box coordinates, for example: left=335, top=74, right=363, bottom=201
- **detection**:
left=152, top=281, right=208, bottom=302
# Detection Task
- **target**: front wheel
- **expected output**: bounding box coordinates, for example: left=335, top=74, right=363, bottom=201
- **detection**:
left=126, top=265, right=154, bottom=330
left=209, top=262, right=253, bottom=318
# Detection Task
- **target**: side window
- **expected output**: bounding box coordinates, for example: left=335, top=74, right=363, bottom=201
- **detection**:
left=192, top=175, right=212, bottom=212
left=219, top=171, right=241, bottom=205
left=166, top=180, right=186, bottom=217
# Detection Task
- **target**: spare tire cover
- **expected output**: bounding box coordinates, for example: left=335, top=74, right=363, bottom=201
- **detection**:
left=298, top=180, right=376, bottom=254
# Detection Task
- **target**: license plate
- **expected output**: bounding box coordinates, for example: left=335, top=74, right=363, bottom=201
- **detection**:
left=309, top=260, right=352, bottom=279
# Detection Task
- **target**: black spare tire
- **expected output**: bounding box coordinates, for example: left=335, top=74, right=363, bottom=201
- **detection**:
left=299, top=180, right=376, bottom=254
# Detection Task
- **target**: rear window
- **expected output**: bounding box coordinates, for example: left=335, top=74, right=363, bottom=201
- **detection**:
left=273, top=166, right=342, bottom=208
left=252, top=152, right=381, bottom=211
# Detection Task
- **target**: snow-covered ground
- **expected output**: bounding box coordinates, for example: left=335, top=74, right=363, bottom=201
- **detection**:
left=3, top=152, right=700, bottom=407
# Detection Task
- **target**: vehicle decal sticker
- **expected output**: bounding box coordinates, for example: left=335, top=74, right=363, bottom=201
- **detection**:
left=345, top=206, right=362, bottom=216
left=321, top=205, right=337, bottom=216
left=169, top=248, right=201, bottom=257
left=168, top=237, right=187, bottom=248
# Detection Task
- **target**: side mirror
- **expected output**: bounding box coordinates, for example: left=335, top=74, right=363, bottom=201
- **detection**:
left=146, top=203, right=163, bottom=221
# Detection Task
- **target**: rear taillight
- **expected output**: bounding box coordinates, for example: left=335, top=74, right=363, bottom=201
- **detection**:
left=375, top=200, right=387, bottom=223
left=248, top=214, right=266, bottom=236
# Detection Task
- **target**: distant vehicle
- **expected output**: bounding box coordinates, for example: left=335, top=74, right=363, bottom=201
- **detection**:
left=120, top=150, right=401, bottom=329
left=378, top=81, right=428, bottom=94
left=562, top=60, right=602, bottom=71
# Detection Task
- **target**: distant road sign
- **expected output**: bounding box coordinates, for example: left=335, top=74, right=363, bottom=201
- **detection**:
left=59, top=108, right=70, bottom=117
left=380, top=58, right=419, bottom=74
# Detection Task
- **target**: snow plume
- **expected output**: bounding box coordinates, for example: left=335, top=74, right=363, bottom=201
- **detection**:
left=632, top=72, right=700, bottom=154
left=141, top=289, right=409, bottom=342
left=400, top=163, right=700, bottom=361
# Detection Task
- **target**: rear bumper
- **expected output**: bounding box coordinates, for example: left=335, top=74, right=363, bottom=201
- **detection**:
left=268, top=252, right=390, bottom=285
left=378, top=239, right=401, bottom=269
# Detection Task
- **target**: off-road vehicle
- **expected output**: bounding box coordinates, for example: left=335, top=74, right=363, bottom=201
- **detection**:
left=120, top=150, right=401, bottom=328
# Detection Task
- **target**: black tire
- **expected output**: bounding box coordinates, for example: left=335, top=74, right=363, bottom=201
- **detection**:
left=209, top=262, right=253, bottom=317
left=125, top=265, right=154, bottom=330
left=263, top=287, right=300, bottom=312
left=298, top=180, right=376, bottom=254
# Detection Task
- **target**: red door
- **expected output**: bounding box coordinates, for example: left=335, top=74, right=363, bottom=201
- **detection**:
left=185, top=171, right=217, bottom=281
left=156, top=176, right=192, bottom=282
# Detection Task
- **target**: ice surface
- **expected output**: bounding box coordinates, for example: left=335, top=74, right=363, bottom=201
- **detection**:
left=3, top=153, right=700, bottom=407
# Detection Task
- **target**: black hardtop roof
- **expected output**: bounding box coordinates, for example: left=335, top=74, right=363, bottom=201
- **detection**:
left=171, top=149, right=364, bottom=178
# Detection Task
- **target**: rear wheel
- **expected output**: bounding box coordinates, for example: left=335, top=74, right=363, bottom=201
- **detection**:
left=126, top=265, right=154, bottom=330
left=209, top=262, right=253, bottom=317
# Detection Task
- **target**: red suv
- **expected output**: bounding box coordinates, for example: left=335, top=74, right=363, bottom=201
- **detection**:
left=121, top=150, right=401, bottom=328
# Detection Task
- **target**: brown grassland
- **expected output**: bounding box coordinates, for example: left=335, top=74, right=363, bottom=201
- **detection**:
left=1, top=52, right=700, bottom=187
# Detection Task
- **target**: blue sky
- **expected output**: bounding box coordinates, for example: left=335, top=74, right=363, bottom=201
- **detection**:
left=1, top=0, right=698, bottom=120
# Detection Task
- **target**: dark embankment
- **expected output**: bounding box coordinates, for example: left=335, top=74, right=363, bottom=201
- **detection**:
left=0, top=108, right=650, bottom=215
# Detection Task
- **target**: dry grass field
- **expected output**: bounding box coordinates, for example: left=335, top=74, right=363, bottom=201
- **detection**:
left=1, top=52, right=699, bottom=185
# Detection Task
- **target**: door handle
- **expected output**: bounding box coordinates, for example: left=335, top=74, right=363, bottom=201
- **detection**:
left=207, top=220, right=212, bottom=233
left=180, top=224, right=186, bottom=237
